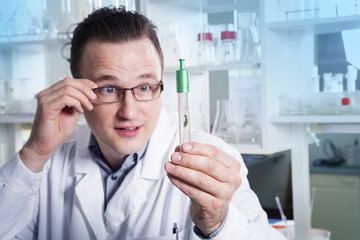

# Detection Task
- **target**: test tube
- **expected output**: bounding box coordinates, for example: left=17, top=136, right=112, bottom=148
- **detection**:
left=176, top=59, right=191, bottom=151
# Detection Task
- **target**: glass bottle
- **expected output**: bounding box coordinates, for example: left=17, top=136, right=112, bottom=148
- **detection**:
left=197, top=30, right=216, bottom=65
left=219, top=24, right=237, bottom=63
left=212, top=100, right=237, bottom=143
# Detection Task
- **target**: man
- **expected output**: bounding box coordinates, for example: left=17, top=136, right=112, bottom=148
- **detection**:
left=0, top=7, right=284, bottom=240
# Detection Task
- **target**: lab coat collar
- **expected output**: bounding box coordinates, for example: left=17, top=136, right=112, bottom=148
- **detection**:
left=140, top=107, right=178, bottom=180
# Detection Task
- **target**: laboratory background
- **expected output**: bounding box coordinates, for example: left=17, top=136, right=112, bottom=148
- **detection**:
left=0, top=0, right=360, bottom=239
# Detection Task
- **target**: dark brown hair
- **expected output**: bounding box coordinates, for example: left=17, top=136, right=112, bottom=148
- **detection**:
left=70, top=7, right=164, bottom=78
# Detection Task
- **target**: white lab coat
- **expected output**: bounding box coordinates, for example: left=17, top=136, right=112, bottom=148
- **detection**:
left=0, top=108, right=285, bottom=240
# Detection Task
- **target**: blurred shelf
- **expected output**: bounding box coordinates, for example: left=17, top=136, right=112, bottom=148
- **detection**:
left=164, top=61, right=259, bottom=74
left=270, top=114, right=360, bottom=123
left=267, top=15, right=360, bottom=34
left=0, top=34, right=70, bottom=48
left=0, top=114, right=35, bottom=123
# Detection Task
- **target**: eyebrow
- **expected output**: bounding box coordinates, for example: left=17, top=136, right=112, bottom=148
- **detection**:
left=94, top=73, right=160, bottom=83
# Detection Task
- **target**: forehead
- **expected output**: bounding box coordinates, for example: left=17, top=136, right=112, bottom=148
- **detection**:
left=79, top=38, right=162, bottom=79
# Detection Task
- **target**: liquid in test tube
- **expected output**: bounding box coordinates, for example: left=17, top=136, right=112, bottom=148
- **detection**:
left=176, top=59, right=191, bottom=151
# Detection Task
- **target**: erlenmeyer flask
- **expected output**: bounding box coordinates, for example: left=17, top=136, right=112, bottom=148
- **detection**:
left=212, top=100, right=237, bottom=143
left=7, top=0, right=41, bottom=40
left=160, top=22, right=185, bottom=67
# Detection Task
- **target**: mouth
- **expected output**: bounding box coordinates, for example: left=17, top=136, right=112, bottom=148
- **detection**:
left=114, top=125, right=142, bottom=137
left=116, top=127, right=139, bottom=131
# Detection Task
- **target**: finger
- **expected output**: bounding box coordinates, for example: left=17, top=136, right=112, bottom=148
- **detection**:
left=40, top=94, right=84, bottom=115
left=39, top=80, right=97, bottom=112
left=166, top=162, right=219, bottom=198
left=165, top=161, right=234, bottom=199
left=171, top=151, right=232, bottom=183
left=180, top=142, right=240, bottom=171
left=39, top=78, right=97, bottom=102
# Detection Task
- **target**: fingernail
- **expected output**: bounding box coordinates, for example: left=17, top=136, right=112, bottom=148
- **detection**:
left=166, top=162, right=175, bottom=171
left=172, top=152, right=182, bottom=162
left=183, top=143, right=192, bottom=151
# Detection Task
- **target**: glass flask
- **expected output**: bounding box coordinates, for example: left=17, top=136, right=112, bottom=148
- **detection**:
left=237, top=12, right=258, bottom=63
left=236, top=97, right=261, bottom=144
left=6, top=0, right=41, bottom=40
left=191, top=101, right=207, bottom=132
left=219, top=24, right=237, bottom=63
left=160, top=22, right=185, bottom=67
left=212, top=100, right=237, bottom=143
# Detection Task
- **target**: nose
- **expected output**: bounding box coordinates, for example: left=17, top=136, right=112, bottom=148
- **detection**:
left=117, top=90, right=138, bottom=120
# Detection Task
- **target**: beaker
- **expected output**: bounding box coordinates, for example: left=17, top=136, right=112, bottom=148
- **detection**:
left=212, top=100, right=237, bottom=143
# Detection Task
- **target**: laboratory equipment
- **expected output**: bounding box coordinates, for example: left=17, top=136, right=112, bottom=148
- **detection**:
left=176, top=59, right=191, bottom=151
left=237, top=12, right=258, bottom=63
left=191, top=101, right=207, bottom=132
left=37, top=0, right=57, bottom=39
left=6, top=0, right=41, bottom=40
left=196, top=30, right=216, bottom=65
left=219, top=24, right=237, bottom=63
left=212, top=100, right=237, bottom=143
left=161, top=22, right=185, bottom=67
left=311, top=65, right=320, bottom=93
left=346, top=65, right=357, bottom=91
left=57, top=0, right=77, bottom=37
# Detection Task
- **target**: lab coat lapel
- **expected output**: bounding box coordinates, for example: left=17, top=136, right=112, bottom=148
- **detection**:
left=104, top=108, right=178, bottom=231
left=73, top=126, right=107, bottom=240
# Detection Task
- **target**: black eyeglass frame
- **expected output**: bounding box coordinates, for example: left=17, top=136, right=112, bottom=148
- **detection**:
left=92, top=80, right=164, bottom=103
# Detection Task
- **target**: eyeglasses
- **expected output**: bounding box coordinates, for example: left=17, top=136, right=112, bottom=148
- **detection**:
left=92, top=80, right=164, bottom=103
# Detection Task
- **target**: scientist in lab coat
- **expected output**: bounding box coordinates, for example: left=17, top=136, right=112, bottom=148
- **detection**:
left=0, top=7, right=284, bottom=240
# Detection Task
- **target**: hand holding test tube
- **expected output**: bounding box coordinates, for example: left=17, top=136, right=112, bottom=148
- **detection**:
left=176, top=59, right=191, bottom=151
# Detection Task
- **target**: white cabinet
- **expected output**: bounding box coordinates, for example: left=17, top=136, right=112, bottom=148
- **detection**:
left=310, top=173, right=360, bottom=240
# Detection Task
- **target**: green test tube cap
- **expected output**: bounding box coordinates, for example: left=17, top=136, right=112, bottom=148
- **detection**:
left=176, top=59, right=189, bottom=93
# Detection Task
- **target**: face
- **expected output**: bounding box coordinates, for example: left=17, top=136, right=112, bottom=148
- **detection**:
left=80, top=38, right=163, bottom=164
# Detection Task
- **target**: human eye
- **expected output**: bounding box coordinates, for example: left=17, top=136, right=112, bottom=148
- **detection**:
left=137, top=85, right=150, bottom=93
left=99, top=87, right=117, bottom=95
